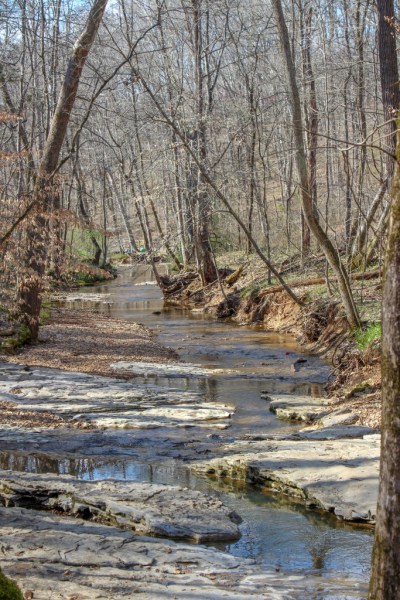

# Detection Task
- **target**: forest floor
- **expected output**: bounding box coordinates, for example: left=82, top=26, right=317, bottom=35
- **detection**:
left=4, top=307, right=178, bottom=378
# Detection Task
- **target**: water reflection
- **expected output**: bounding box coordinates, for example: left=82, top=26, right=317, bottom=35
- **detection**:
left=0, top=452, right=99, bottom=479
left=0, top=450, right=373, bottom=577
left=8, top=266, right=370, bottom=586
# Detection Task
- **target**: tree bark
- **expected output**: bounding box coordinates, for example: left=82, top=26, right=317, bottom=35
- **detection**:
left=190, top=0, right=218, bottom=285
left=17, top=0, right=108, bottom=341
left=376, top=0, right=400, bottom=179
left=368, top=127, right=400, bottom=599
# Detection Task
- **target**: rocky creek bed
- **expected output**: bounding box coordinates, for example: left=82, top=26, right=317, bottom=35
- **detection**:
left=0, top=267, right=380, bottom=598
left=0, top=358, right=377, bottom=598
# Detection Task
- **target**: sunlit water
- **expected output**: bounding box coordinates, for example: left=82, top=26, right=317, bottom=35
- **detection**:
left=2, top=265, right=373, bottom=587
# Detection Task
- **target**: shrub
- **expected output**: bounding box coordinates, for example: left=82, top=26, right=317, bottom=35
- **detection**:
left=354, top=322, right=382, bottom=350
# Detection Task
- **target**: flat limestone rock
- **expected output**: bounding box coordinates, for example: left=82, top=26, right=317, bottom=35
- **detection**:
left=317, top=407, right=360, bottom=428
left=0, top=507, right=368, bottom=599
left=265, top=394, right=330, bottom=422
left=0, top=470, right=241, bottom=542
left=194, top=436, right=380, bottom=523
left=52, top=292, right=112, bottom=302
left=296, top=424, right=376, bottom=440
left=74, top=403, right=233, bottom=429
left=0, top=362, right=234, bottom=430
left=0, top=425, right=224, bottom=464
left=112, top=360, right=238, bottom=378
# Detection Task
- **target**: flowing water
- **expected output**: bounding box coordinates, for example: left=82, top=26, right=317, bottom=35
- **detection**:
left=3, top=265, right=374, bottom=590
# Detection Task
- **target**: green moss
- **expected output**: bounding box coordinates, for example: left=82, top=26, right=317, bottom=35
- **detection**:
left=0, top=569, right=24, bottom=600
left=58, top=264, right=115, bottom=287
left=239, top=283, right=262, bottom=299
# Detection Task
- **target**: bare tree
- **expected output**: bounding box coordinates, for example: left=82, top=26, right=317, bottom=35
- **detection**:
left=271, top=0, right=361, bottom=329
left=16, top=0, right=108, bottom=341
left=368, top=129, right=400, bottom=600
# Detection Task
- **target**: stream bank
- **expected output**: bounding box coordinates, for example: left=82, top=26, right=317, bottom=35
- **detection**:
left=159, top=262, right=382, bottom=431
left=0, top=266, right=377, bottom=598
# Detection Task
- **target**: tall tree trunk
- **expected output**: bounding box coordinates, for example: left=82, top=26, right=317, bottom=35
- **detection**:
left=190, top=0, right=218, bottom=285
left=376, top=0, right=400, bottom=180
left=271, top=0, right=361, bottom=329
left=300, top=2, right=318, bottom=257
left=368, top=128, right=400, bottom=600
left=106, top=171, right=138, bottom=253
left=16, top=0, right=108, bottom=341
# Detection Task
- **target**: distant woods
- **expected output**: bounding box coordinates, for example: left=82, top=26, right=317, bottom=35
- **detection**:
left=0, top=0, right=399, bottom=335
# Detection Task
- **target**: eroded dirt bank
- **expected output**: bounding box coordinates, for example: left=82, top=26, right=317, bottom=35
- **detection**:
left=160, top=266, right=382, bottom=430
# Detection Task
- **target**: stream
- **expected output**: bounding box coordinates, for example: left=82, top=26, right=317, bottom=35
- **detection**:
left=64, top=266, right=373, bottom=583
left=3, top=265, right=374, bottom=594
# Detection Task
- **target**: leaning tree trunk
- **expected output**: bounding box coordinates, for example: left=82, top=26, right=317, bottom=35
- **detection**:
left=368, top=125, right=400, bottom=599
left=271, top=0, right=360, bottom=329
left=16, top=0, right=108, bottom=341
left=350, top=178, right=389, bottom=267
left=132, top=67, right=304, bottom=307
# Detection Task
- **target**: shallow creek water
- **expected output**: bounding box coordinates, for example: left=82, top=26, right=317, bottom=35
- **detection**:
left=5, top=265, right=374, bottom=590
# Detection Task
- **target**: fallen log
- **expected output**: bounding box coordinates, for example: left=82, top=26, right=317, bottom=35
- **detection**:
left=224, top=265, right=245, bottom=286
left=258, top=269, right=382, bottom=297
left=159, top=271, right=199, bottom=296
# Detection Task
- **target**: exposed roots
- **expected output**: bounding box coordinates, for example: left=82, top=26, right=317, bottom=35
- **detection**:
left=300, top=299, right=340, bottom=343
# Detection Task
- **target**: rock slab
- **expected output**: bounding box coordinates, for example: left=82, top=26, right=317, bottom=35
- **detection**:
left=194, top=435, right=380, bottom=523
left=0, top=470, right=241, bottom=542
left=265, top=394, right=330, bottom=422
left=0, top=362, right=234, bottom=430
left=0, top=507, right=368, bottom=599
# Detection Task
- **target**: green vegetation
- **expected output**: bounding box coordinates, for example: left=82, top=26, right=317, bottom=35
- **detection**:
left=109, top=252, right=129, bottom=262
left=71, top=228, right=104, bottom=262
left=0, top=569, right=24, bottom=600
left=305, top=284, right=328, bottom=300
left=40, top=298, right=53, bottom=325
left=239, top=282, right=263, bottom=299
left=58, top=263, right=115, bottom=287
left=354, top=322, right=382, bottom=350
left=1, top=324, right=31, bottom=353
